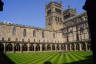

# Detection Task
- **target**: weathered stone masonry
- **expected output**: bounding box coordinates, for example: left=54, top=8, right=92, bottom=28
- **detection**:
left=0, top=1, right=91, bottom=53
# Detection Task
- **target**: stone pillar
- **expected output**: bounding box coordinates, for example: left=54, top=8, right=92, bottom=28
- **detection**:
left=79, top=43, right=82, bottom=51
left=50, top=44, right=52, bottom=51
left=12, top=43, right=15, bottom=53
left=55, top=44, right=57, bottom=51
left=33, top=44, right=36, bottom=51
left=65, top=44, right=68, bottom=52
left=59, top=44, right=61, bottom=51
left=69, top=44, right=72, bottom=51
left=40, top=44, right=42, bottom=51
left=74, top=43, right=76, bottom=51
left=85, top=42, right=88, bottom=51
left=27, top=43, right=30, bottom=52
left=3, top=43, right=6, bottom=53
left=45, top=44, right=48, bottom=51
left=20, top=43, right=23, bottom=53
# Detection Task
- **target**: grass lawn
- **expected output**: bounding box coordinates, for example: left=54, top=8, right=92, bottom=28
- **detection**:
left=6, top=51, right=93, bottom=64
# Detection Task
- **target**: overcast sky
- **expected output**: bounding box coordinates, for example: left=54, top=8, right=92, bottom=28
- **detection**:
left=0, top=0, right=86, bottom=28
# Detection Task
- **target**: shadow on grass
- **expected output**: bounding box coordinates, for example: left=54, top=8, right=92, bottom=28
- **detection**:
left=43, top=55, right=93, bottom=64
left=0, top=52, right=15, bottom=64
left=44, top=61, right=52, bottom=64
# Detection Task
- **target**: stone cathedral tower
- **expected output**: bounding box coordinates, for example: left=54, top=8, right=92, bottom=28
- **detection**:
left=46, top=0, right=64, bottom=31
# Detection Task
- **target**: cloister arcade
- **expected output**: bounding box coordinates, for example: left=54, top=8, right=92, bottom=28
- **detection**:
left=0, top=41, right=90, bottom=53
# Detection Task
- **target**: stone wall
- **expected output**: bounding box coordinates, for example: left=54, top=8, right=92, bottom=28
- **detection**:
left=0, top=22, right=64, bottom=43
left=61, top=12, right=90, bottom=42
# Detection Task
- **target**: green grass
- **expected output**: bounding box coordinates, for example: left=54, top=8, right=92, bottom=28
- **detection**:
left=6, top=51, right=93, bottom=64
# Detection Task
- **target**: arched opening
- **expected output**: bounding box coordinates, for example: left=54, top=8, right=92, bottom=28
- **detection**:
left=14, top=43, right=20, bottom=51
left=61, top=44, right=64, bottom=50
left=22, top=44, right=27, bottom=51
left=76, top=43, right=79, bottom=51
left=71, top=44, right=74, bottom=51
left=29, top=44, right=34, bottom=51
left=52, top=44, right=55, bottom=50
left=0, top=43, right=4, bottom=52
left=47, top=44, right=51, bottom=51
left=67, top=44, right=70, bottom=51
left=57, top=44, right=59, bottom=50
left=6, top=43, right=13, bottom=51
left=42, top=44, right=45, bottom=51
left=36, top=44, right=40, bottom=51
left=63, top=44, right=66, bottom=51
left=82, top=43, right=86, bottom=51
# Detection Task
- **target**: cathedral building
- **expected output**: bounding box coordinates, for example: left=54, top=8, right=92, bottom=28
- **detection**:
left=0, top=1, right=91, bottom=53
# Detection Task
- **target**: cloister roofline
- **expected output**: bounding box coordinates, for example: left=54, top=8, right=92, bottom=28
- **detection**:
left=64, top=40, right=91, bottom=44
left=0, top=22, right=61, bottom=33
left=0, top=40, right=65, bottom=44
left=0, top=40, right=91, bottom=44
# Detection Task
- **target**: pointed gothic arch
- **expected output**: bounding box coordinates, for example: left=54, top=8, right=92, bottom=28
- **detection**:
left=6, top=43, right=13, bottom=51
left=52, top=44, right=55, bottom=50
left=14, top=43, right=20, bottom=51
left=22, top=43, right=27, bottom=51
left=29, top=44, right=34, bottom=51
left=36, top=44, right=40, bottom=51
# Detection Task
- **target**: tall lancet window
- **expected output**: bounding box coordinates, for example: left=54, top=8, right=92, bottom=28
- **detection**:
left=12, top=26, right=16, bottom=35
left=33, top=30, right=36, bottom=37
left=53, top=32, right=55, bottom=38
left=23, top=29, right=27, bottom=37
left=42, top=31, right=45, bottom=38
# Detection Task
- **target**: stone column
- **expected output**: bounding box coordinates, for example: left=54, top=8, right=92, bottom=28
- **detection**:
left=79, top=43, right=82, bottom=51
left=33, top=44, right=36, bottom=51
left=59, top=44, right=61, bottom=51
left=3, top=43, right=6, bottom=53
left=50, top=44, right=52, bottom=51
left=69, top=44, right=72, bottom=51
left=40, top=44, right=42, bottom=51
left=12, top=43, right=15, bottom=53
left=45, top=44, right=48, bottom=51
left=27, top=43, right=30, bottom=52
left=55, top=44, right=57, bottom=51
left=20, top=43, right=23, bottom=53
left=74, top=43, right=76, bottom=51
left=85, top=42, right=88, bottom=51
left=65, top=44, right=68, bottom=52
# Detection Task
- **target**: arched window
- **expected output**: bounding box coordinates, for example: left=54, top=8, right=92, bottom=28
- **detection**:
left=28, top=39, right=30, bottom=42
left=12, top=26, right=16, bottom=35
left=22, top=39, right=24, bottom=42
left=8, top=38, right=11, bottom=41
left=53, top=33, right=55, bottom=38
left=39, top=40, right=40, bottom=42
left=23, top=29, right=27, bottom=37
left=2, top=37, right=4, bottom=41
left=58, top=17, right=59, bottom=22
left=34, top=39, right=35, bottom=42
left=42, top=31, right=45, bottom=38
left=33, top=30, right=36, bottom=37
left=55, top=16, right=58, bottom=21
left=16, top=38, right=18, bottom=41
left=80, top=27, right=84, bottom=34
